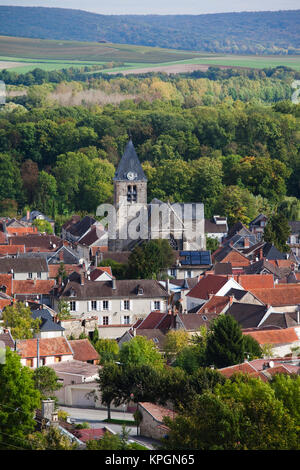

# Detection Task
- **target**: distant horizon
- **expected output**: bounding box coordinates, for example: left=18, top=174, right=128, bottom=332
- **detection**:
left=0, top=1, right=299, bottom=15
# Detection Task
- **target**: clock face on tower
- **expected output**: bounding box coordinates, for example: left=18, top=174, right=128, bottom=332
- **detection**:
left=127, top=171, right=137, bottom=180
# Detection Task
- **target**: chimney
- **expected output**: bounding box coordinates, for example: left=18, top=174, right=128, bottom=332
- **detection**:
left=80, top=273, right=85, bottom=286
left=244, top=237, right=249, bottom=248
left=26, top=210, right=30, bottom=222
left=41, top=399, right=56, bottom=421
left=259, top=248, right=263, bottom=260
left=229, top=296, right=234, bottom=305
left=59, top=250, right=64, bottom=261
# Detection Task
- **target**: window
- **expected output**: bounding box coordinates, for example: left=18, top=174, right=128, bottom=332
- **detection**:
left=37, top=272, right=41, bottom=279
left=170, top=268, right=176, bottom=277
left=123, top=300, right=130, bottom=310
left=127, top=185, right=137, bottom=203
left=123, top=315, right=130, bottom=325
left=103, top=300, right=109, bottom=310
left=103, top=316, right=109, bottom=325
left=28, top=272, right=33, bottom=279
left=69, top=301, right=76, bottom=311
left=91, top=300, right=97, bottom=310
left=154, top=301, right=161, bottom=311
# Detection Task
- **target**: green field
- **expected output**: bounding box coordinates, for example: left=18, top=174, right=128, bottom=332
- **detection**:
left=0, top=35, right=299, bottom=74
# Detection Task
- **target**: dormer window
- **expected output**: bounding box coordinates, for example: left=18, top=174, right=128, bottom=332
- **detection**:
left=69, top=288, right=76, bottom=297
left=137, top=286, right=144, bottom=295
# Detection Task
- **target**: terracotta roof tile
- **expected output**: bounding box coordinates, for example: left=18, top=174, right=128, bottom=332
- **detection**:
left=0, top=245, right=25, bottom=255
left=69, top=339, right=100, bottom=362
left=0, top=274, right=12, bottom=296
left=250, top=286, right=300, bottom=306
left=243, top=328, right=299, bottom=345
left=7, top=226, right=38, bottom=235
left=197, top=295, right=230, bottom=314
left=233, top=274, right=274, bottom=290
left=48, top=264, right=82, bottom=279
left=13, top=279, right=55, bottom=295
left=139, top=402, right=176, bottom=423
left=219, top=362, right=259, bottom=378
left=17, top=337, right=73, bottom=358
left=187, top=274, right=228, bottom=300
left=73, top=428, right=107, bottom=442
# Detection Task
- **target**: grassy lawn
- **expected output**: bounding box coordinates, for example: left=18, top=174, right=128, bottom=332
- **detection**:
left=103, top=418, right=136, bottom=425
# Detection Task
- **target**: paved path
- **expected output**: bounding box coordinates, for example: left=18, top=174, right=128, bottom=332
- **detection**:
left=58, top=406, right=160, bottom=449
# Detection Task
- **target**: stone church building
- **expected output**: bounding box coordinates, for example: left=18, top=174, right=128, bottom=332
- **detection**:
left=108, top=140, right=205, bottom=252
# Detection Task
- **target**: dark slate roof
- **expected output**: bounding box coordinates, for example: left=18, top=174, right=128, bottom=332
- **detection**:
left=9, top=234, right=62, bottom=250
left=68, top=216, right=96, bottom=238
left=226, top=303, right=268, bottom=329
left=101, top=251, right=131, bottom=265
left=0, top=331, right=15, bottom=349
left=213, top=245, right=233, bottom=263
left=205, top=219, right=227, bottom=234
left=244, top=259, right=280, bottom=277
left=263, top=243, right=287, bottom=261
left=226, top=288, right=248, bottom=301
left=214, top=262, right=232, bottom=275
left=259, top=312, right=299, bottom=330
left=78, top=226, right=106, bottom=246
left=31, top=309, right=65, bottom=332
left=60, top=279, right=168, bottom=300
left=48, top=246, right=80, bottom=265
left=0, top=257, right=48, bottom=273
left=177, top=313, right=211, bottom=330
left=114, top=140, right=147, bottom=182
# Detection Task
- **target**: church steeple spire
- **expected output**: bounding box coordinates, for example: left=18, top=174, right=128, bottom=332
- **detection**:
left=114, top=140, right=147, bottom=182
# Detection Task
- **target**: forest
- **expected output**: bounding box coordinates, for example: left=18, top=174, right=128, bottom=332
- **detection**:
left=0, top=65, right=300, bottom=227
left=0, top=7, right=299, bottom=55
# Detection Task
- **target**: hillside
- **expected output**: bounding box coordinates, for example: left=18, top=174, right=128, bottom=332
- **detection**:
left=0, top=7, right=299, bottom=55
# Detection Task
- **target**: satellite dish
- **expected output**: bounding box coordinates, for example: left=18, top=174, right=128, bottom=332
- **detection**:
left=269, top=361, right=274, bottom=368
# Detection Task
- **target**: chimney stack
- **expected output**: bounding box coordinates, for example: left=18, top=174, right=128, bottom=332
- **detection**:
left=80, top=273, right=85, bottom=286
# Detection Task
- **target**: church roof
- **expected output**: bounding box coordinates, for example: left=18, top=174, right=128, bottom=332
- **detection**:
left=114, top=140, right=147, bottom=182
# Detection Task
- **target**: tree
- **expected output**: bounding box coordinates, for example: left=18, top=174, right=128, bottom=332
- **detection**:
left=55, top=263, right=68, bottom=284
left=270, top=373, right=300, bottom=426
left=32, top=366, right=62, bottom=399
left=2, top=302, right=41, bottom=339
left=0, top=348, right=41, bottom=450
left=32, top=218, right=53, bottom=234
left=127, top=239, right=175, bottom=279
left=161, top=392, right=242, bottom=450
left=242, top=334, right=263, bottom=360
left=119, top=336, right=165, bottom=369
left=263, top=212, right=291, bottom=252
left=28, top=426, right=78, bottom=450
left=94, top=338, right=119, bottom=365
left=216, top=374, right=299, bottom=450
left=97, top=363, right=123, bottom=420
left=164, top=330, right=190, bottom=364
left=205, top=315, right=245, bottom=368
left=57, top=300, right=71, bottom=322
left=206, top=236, right=219, bottom=253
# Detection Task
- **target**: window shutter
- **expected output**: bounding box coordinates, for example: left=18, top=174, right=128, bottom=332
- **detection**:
left=87, top=301, right=91, bottom=312
left=108, top=301, right=112, bottom=311
left=97, top=301, right=101, bottom=311
left=129, top=300, right=133, bottom=311
left=75, top=301, right=79, bottom=312
left=121, top=300, right=124, bottom=311
left=150, top=301, right=154, bottom=311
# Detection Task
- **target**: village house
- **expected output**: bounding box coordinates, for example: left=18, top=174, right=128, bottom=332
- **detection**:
left=53, top=274, right=169, bottom=339
left=16, top=336, right=73, bottom=368
left=205, top=215, right=228, bottom=243
left=138, top=402, right=176, bottom=441
left=165, top=250, right=212, bottom=280
left=0, top=257, right=49, bottom=280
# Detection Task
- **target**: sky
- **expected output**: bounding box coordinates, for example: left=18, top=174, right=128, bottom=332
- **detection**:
left=0, top=0, right=299, bottom=15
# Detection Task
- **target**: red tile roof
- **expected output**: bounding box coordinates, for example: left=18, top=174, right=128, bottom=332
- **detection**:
left=17, top=337, right=73, bottom=358
left=69, top=339, right=100, bottom=362
left=219, top=362, right=259, bottom=378
left=0, top=274, right=12, bottom=296
left=219, top=250, right=251, bottom=267
left=139, top=402, right=176, bottom=423
left=7, top=226, right=38, bottom=235
left=0, top=245, right=25, bottom=255
left=187, top=275, right=228, bottom=299
left=233, top=274, right=274, bottom=290
left=74, top=428, right=107, bottom=442
left=0, top=298, right=13, bottom=310
left=243, top=328, right=299, bottom=345
left=48, top=264, right=82, bottom=279
left=250, top=286, right=300, bottom=307
left=13, top=279, right=55, bottom=295
left=197, top=295, right=230, bottom=315
left=90, top=267, right=113, bottom=281
left=136, top=311, right=172, bottom=330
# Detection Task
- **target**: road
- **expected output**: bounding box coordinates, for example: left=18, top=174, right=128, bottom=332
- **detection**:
left=58, top=406, right=160, bottom=449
